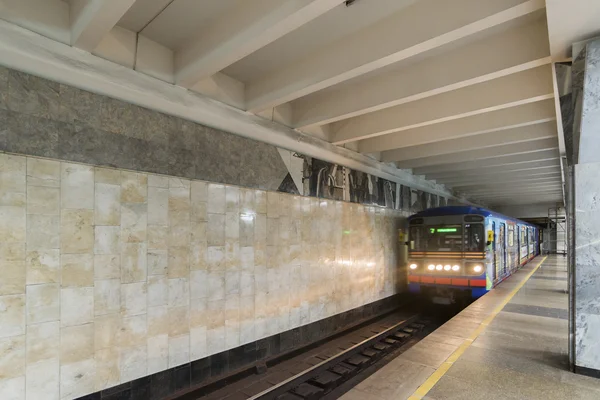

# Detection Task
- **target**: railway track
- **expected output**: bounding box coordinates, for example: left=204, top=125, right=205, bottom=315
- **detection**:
left=247, top=316, right=427, bottom=400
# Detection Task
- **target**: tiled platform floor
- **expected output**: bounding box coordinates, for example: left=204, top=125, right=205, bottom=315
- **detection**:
left=341, top=255, right=600, bottom=400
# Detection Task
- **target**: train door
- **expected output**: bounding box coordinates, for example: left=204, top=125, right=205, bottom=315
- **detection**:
left=499, top=223, right=506, bottom=277
left=492, top=221, right=497, bottom=281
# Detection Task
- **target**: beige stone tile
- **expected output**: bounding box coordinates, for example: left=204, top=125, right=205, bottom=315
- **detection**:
left=120, top=171, right=147, bottom=203
left=207, top=326, right=225, bottom=354
left=94, top=347, right=119, bottom=392
left=148, top=174, right=169, bottom=188
left=0, top=154, right=26, bottom=193
left=27, top=158, right=59, bottom=188
left=206, top=299, right=225, bottom=330
left=26, top=358, right=59, bottom=400
left=148, top=187, right=168, bottom=225
left=255, top=190, right=266, bottom=214
left=94, top=226, right=120, bottom=255
left=59, top=358, right=95, bottom=399
left=168, top=334, right=189, bottom=368
left=168, top=306, right=189, bottom=337
left=267, top=192, right=279, bottom=218
left=0, top=376, right=25, bottom=400
left=190, top=241, right=207, bottom=271
left=119, top=344, right=146, bottom=382
left=121, top=282, right=147, bottom=316
left=189, top=299, right=207, bottom=329
left=191, top=181, right=207, bottom=203
left=169, top=186, right=191, bottom=223
left=191, top=201, right=207, bottom=223
left=0, top=335, right=25, bottom=379
left=207, top=246, right=225, bottom=271
left=148, top=225, right=168, bottom=250
left=240, top=188, right=255, bottom=215
left=207, top=270, right=225, bottom=301
left=148, top=305, right=169, bottom=337
left=168, top=177, right=190, bottom=190
left=94, top=167, right=121, bottom=185
left=167, top=246, right=189, bottom=279
left=26, top=283, right=59, bottom=325
left=60, top=323, right=94, bottom=365
left=60, top=163, right=94, bottom=210
left=168, top=278, right=189, bottom=308
left=94, top=314, right=120, bottom=351
left=191, top=221, right=207, bottom=243
left=207, top=184, right=225, bottom=214
left=60, top=287, right=93, bottom=327
left=121, top=203, right=147, bottom=243
left=26, top=214, right=59, bottom=250
left=225, top=186, right=239, bottom=212
left=168, top=219, right=190, bottom=248
left=225, top=319, right=240, bottom=349
left=121, top=243, right=147, bottom=283
left=148, top=249, right=168, bottom=276
left=26, top=249, right=59, bottom=285
left=0, top=260, right=25, bottom=296
left=190, top=326, right=207, bottom=360
left=147, top=334, right=168, bottom=374
left=190, top=270, right=208, bottom=300
left=225, top=242, right=240, bottom=270
left=94, top=279, right=120, bottom=316
left=225, top=212, right=239, bottom=243
left=61, top=254, right=93, bottom=288
left=0, top=206, right=25, bottom=243
left=26, top=320, right=59, bottom=364
left=26, top=186, right=59, bottom=215
left=207, top=213, right=225, bottom=246
left=94, top=254, right=120, bottom=280
left=148, top=275, right=167, bottom=307
left=94, top=183, right=120, bottom=226
left=119, top=315, right=147, bottom=348
left=0, top=294, right=25, bottom=338
left=0, top=190, right=25, bottom=207
left=60, top=209, right=94, bottom=254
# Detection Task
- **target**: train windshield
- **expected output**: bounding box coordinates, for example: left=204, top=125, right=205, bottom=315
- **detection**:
left=409, top=224, right=484, bottom=252
left=410, top=225, right=463, bottom=252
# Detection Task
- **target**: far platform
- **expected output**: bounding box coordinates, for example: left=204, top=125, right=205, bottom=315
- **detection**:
left=341, top=255, right=600, bottom=400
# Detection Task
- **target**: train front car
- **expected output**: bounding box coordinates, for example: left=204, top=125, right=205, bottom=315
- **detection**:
left=406, top=206, right=539, bottom=304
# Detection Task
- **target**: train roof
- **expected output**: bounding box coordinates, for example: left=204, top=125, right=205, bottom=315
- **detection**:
left=408, top=206, right=537, bottom=227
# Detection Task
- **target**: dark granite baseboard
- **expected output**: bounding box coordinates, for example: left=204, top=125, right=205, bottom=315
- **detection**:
left=75, top=294, right=404, bottom=400
left=575, top=365, right=600, bottom=379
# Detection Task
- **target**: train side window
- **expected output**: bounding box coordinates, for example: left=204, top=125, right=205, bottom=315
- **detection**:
left=508, top=225, right=514, bottom=247
left=465, top=224, right=484, bottom=251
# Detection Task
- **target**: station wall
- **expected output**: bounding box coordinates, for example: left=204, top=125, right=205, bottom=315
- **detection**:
left=0, top=67, right=409, bottom=400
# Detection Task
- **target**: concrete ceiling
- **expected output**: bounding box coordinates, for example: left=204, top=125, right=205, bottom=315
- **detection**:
left=2, top=0, right=597, bottom=208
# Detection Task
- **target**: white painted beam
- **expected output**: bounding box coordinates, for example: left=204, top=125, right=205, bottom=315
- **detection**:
left=421, top=158, right=560, bottom=177
left=246, top=0, right=546, bottom=112
left=395, top=138, right=559, bottom=169
left=358, top=99, right=555, bottom=154
left=70, top=0, right=137, bottom=52
left=460, top=181, right=563, bottom=193
left=292, top=15, right=550, bottom=128
left=332, top=65, right=554, bottom=144
left=174, top=0, right=343, bottom=88
left=467, top=188, right=563, bottom=197
left=441, top=170, right=562, bottom=186
left=381, top=122, right=556, bottom=163
left=447, top=174, right=562, bottom=189
left=0, top=19, right=462, bottom=202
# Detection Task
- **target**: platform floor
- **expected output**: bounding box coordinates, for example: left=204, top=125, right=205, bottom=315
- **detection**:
left=341, top=255, right=600, bottom=400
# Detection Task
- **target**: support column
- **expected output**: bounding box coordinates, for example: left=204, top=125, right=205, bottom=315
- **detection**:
left=572, top=38, right=600, bottom=376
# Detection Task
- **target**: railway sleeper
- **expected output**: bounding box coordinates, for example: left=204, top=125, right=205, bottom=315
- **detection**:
left=290, top=382, right=324, bottom=400
left=308, top=370, right=343, bottom=389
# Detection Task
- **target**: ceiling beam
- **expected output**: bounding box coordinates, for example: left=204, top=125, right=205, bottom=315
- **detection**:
left=174, top=0, right=343, bottom=88
left=70, top=0, right=137, bottom=52
left=395, top=138, right=558, bottom=169
left=358, top=99, right=555, bottom=154
left=459, top=181, right=563, bottom=193
left=424, top=161, right=560, bottom=180
left=245, top=0, right=546, bottom=112
left=441, top=170, right=562, bottom=186
left=292, top=13, right=550, bottom=128
left=332, top=65, right=554, bottom=144
left=448, top=175, right=561, bottom=189
left=472, top=189, right=563, bottom=198
left=381, top=121, right=556, bottom=163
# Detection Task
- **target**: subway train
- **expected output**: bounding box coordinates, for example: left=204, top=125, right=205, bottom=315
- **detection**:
left=406, top=206, right=539, bottom=304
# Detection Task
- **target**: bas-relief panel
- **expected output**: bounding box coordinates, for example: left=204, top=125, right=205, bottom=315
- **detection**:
left=0, top=152, right=405, bottom=400
left=575, top=162, right=600, bottom=370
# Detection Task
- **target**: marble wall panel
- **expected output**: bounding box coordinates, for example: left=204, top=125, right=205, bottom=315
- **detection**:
left=0, top=151, right=406, bottom=399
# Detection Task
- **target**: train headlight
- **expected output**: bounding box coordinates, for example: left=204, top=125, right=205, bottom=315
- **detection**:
left=427, top=264, right=435, bottom=271
left=473, top=265, right=483, bottom=273
left=409, top=263, right=418, bottom=270
left=452, top=265, right=460, bottom=271
left=435, top=264, right=443, bottom=271
left=443, top=265, right=451, bottom=271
